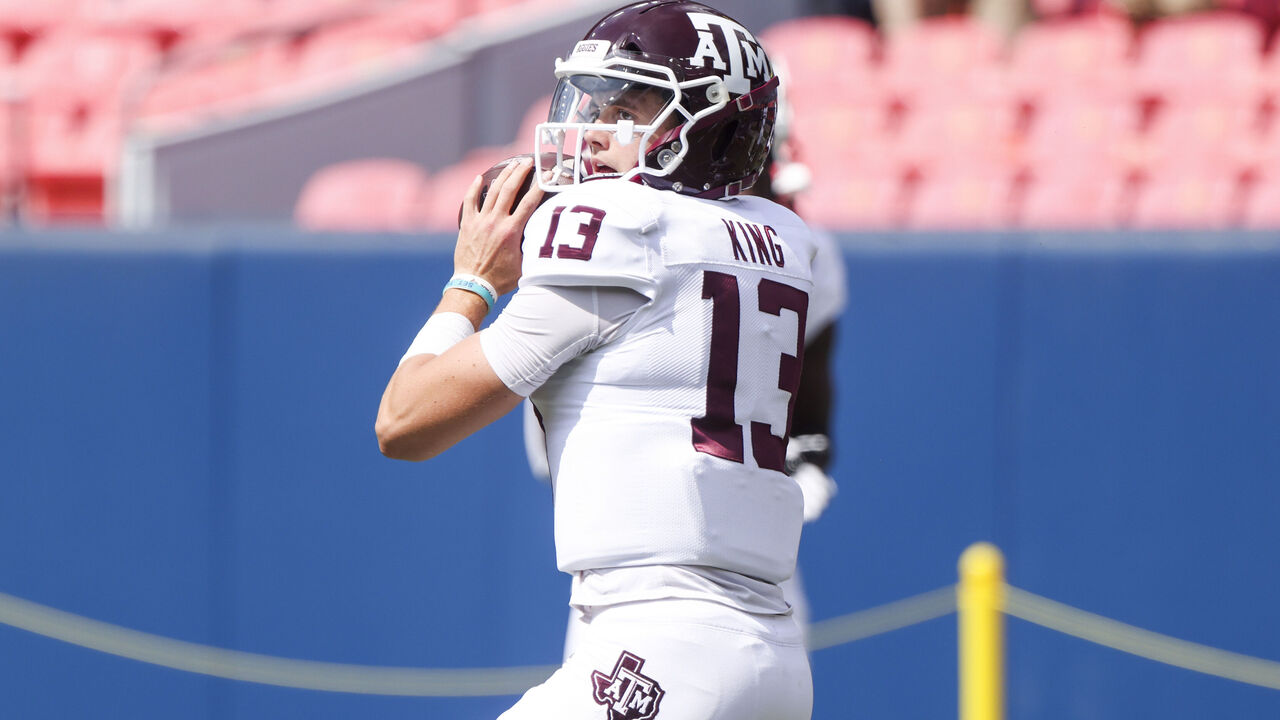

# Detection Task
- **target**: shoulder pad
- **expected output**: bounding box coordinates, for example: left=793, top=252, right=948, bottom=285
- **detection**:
left=519, top=181, right=661, bottom=298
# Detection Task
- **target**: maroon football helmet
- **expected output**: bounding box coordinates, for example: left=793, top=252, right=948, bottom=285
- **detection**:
left=535, top=0, right=779, bottom=198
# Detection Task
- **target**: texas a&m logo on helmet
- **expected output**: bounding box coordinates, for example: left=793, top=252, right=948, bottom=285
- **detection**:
left=686, top=11, right=770, bottom=95
left=591, top=651, right=665, bottom=720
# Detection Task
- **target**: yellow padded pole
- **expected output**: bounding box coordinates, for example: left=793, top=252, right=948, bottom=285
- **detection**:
left=958, top=542, right=1005, bottom=720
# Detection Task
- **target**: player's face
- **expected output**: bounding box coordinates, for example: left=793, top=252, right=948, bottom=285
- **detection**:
left=583, top=89, right=673, bottom=175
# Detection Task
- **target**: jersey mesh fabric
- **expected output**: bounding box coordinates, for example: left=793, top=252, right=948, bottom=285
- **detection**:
left=510, top=181, right=816, bottom=588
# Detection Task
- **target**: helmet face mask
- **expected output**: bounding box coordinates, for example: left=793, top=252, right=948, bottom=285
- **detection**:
left=539, top=63, right=684, bottom=185
left=535, top=0, right=778, bottom=198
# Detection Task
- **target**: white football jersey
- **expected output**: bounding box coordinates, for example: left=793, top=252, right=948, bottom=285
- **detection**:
left=515, top=179, right=818, bottom=586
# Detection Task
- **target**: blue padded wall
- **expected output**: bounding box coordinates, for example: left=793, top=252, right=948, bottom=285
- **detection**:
left=2, top=230, right=1278, bottom=719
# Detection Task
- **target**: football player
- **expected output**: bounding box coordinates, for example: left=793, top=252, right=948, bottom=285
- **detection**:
left=377, top=2, right=817, bottom=717
left=523, top=66, right=848, bottom=653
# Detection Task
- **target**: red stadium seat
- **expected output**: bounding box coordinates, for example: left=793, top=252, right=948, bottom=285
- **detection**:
left=294, top=158, right=431, bottom=232
left=1129, top=169, right=1244, bottom=229
left=1021, top=96, right=1142, bottom=175
left=26, top=100, right=123, bottom=174
left=1007, top=14, right=1135, bottom=105
left=294, top=16, right=426, bottom=89
left=759, top=16, right=879, bottom=99
left=791, top=101, right=896, bottom=169
left=1241, top=178, right=1280, bottom=228
left=0, top=0, right=81, bottom=39
left=11, top=29, right=161, bottom=225
left=1140, top=101, right=1261, bottom=178
left=1018, top=166, right=1134, bottom=229
left=894, top=97, right=1024, bottom=178
left=136, top=37, right=298, bottom=127
left=799, top=156, right=908, bottom=230
left=0, top=97, right=16, bottom=197
left=371, top=0, right=467, bottom=39
left=16, top=30, right=161, bottom=109
left=1133, top=12, right=1265, bottom=103
left=74, top=0, right=264, bottom=50
left=21, top=104, right=122, bottom=225
left=905, top=166, right=1021, bottom=230
left=1254, top=37, right=1280, bottom=110
left=880, top=16, right=1005, bottom=106
left=265, top=0, right=369, bottom=27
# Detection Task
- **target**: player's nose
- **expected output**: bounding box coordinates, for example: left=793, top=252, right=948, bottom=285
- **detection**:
left=584, top=125, right=611, bottom=150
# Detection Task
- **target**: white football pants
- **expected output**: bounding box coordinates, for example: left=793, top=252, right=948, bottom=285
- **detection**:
left=498, top=597, right=812, bottom=720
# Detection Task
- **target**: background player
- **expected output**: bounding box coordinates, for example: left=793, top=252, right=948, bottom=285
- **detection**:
left=377, top=2, right=816, bottom=717
left=745, top=70, right=847, bottom=637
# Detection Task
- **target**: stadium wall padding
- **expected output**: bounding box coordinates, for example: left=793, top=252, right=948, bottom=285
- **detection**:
left=1, top=230, right=1278, bottom=719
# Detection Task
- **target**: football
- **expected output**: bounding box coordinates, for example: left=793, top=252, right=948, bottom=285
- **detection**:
left=458, top=152, right=571, bottom=226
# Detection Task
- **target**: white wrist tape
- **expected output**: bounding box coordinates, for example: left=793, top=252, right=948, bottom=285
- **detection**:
left=398, top=312, right=475, bottom=366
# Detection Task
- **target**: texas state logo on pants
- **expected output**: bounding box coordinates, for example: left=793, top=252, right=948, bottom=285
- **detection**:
left=591, top=651, right=665, bottom=720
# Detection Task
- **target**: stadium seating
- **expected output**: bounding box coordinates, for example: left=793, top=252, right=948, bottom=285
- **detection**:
left=292, top=16, right=429, bottom=90
left=906, top=167, right=1021, bottom=230
left=134, top=37, right=300, bottom=126
left=879, top=16, right=1005, bottom=107
left=798, top=154, right=908, bottom=230
left=294, top=158, right=430, bottom=232
left=1018, top=165, right=1134, bottom=229
left=1006, top=13, right=1135, bottom=105
left=0, top=0, right=575, bottom=225
left=1241, top=177, right=1280, bottom=228
left=893, top=96, right=1024, bottom=177
left=3, top=2, right=1279, bottom=230
left=1129, top=169, right=1245, bottom=230
left=1141, top=101, right=1261, bottom=177
left=17, top=29, right=161, bottom=110
left=758, top=15, right=879, bottom=99
left=1132, top=11, right=1265, bottom=104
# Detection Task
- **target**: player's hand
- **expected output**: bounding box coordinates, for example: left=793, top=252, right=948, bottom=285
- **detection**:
left=793, top=463, right=837, bottom=523
left=456, top=157, right=545, bottom=296
left=786, top=434, right=836, bottom=522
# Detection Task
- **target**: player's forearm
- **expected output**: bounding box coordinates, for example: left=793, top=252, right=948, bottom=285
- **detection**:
left=376, top=336, right=521, bottom=461
left=376, top=293, right=519, bottom=461
left=791, top=324, right=836, bottom=446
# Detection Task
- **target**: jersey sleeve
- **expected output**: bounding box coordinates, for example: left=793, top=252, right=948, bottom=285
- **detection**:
left=805, top=227, right=847, bottom=341
left=518, top=183, right=660, bottom=299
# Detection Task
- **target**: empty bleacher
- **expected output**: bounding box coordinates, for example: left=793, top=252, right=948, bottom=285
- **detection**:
left=3, top=2, right=1279, bottom=231
left=0, top=0, right=585, bottom=225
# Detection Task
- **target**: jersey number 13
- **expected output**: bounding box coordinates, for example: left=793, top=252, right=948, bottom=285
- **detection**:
left=692, top=270, right=808, bottom=472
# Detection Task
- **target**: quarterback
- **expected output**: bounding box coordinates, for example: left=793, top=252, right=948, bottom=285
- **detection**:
left=377, top=2, right=817, bottom=717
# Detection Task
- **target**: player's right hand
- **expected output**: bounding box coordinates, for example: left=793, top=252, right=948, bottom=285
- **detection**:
left=456, top=158, right=545, bottom=296
left=793, top=463, right=837, bottom=523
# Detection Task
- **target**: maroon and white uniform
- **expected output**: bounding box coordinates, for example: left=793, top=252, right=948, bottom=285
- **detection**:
left=476, top=1, right=814, bottom=716
left=482, top=179, right=815, bottom=719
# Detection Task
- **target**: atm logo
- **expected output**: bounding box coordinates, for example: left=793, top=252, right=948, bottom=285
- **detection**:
left=591, top=651, right=665, bottom=720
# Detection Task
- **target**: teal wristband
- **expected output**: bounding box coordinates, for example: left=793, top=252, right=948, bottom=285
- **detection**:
left=443, top=274, right=497, bottom=310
